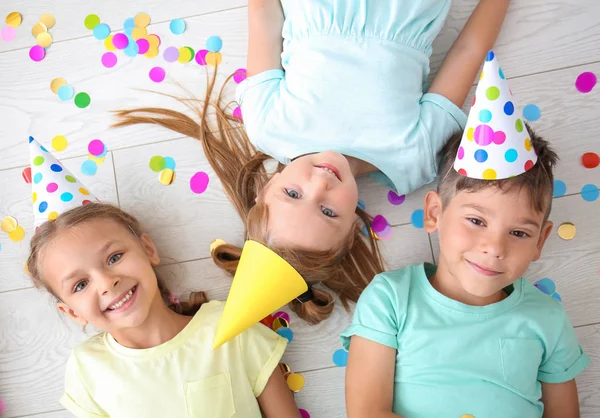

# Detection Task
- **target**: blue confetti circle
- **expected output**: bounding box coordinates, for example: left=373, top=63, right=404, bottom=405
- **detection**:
left=93, top=23, right=111, bottom=40
left=474, top=149, right=488, bottom=163
left=479, top=109, right=492, bottom=123
left=486, top=50, right=495, bottom=61
left=332, top=349, right=349, bottom=367
left=504, top=149, right=518, bottom=163
left=28, top=136, right=34, bottom=143
left=276, top=327, right=294, bottom=343
left=553, top=180, right=567, bottom=198
left=57, top=85, right=75, bottom=101
left=50, top=164, right=63, bottom=172
left=61, top=192, right=73, bottom=202
left=123, top=17, right=135, bottom=35
left=503, top=101, right=514, bottom=116
left=164, top=156, right=176, bottom=170
left=581, top=184, right=599, bottom=202
left=552, top=293, right=562, bottom=302
left=40, top=145, right=48, bottom=152
left=534, top=278, right=556, bottom=295
left=206, top=36, right=223, bottom=52
left=499, top=67, right=505, bottom=80
left=411, top=209, right=424, bottom=229
left=33, top=173, right=43, bottom=184
left=170, top=18, right=186, bottom=35
left=357, top=199, right=366, bottom=211
left=39, top=201, right=48, bottom=213
left=523, top=104, right=541, bottom=122
left=124, top=40, right=140, bottom=57
left=81, top=160, right=98, bottom=176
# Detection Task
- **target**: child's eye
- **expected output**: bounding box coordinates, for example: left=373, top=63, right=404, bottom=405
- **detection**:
left=321, top=207, right=336, bottom=218
left=467, top=218, right=485, bottom=226
left=510, top=230, right=530, bottom=238
left=74, top=280, right=88, bottom=293
left=285, top=188, right=300, bottom=199
left=108, top=253, right=123, bottom=265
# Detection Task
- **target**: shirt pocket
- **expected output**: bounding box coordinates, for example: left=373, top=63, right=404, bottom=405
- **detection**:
left=185, top=373, right=236, bottom=418
left=500, top=338, right=543, bottom=396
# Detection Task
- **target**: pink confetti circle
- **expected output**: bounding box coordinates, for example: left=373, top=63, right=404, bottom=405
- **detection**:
left=273, top=311, right=291, bottom=323
left=1, top=25, right=16, bottom=42
left=46, top=182, right=58, bottom=193
left=101, top=52, right=118, bottom=68
left=474, top=124, right=494, bottom=146
left=149, top=66, right=166, bottom=83
left=112, top=33, right=129, bottom=49
left=195, top=49, right=208, bottom=65
left=88, top=139, right=105, bottom=156
left=233, top=106, right=242, bottom=121
left=457, top=146, right=465, bottom=160
left=387, top=190, right=406, bottom=205
left=233, top=68, right=247, bottom=84
left=136, top=38, right=150, bottom=55
left=371, top=215, right=388, bottom=233
left=492, top=130, right=506, bottom=145
left=575, top=72, right=597, bottom=93
left=299, top=409, right=310, bottom=418
left=29, top=45, right=46, bottom=62
left=190, top=171, right=209, bottom=194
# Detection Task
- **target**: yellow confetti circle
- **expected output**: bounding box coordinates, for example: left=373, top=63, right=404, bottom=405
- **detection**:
left=8, top=225, right=26, bottom=242
left=177, top=47, right=193, bottom=63
left=146, top=34, right=160, bottom=49
left=79, top=187, right=90, bottom=196
left=50, top=78, right=67, bottom=94
left=479, top=70, right=484, bottom=80
left=144, top=47, right=159, bottom=58
left=286, top=373, right=305, bottom=392
left=32, top=22, right=48, bottom=38
left=206, top=51, right=222, bottom=66
left=89, top=154, right=105, bottom=165
left=132, top=26, right=148, bottom=40
left=1, top=216, right=18, bottom=233
left=104, top=34, right=116, bottom=51
left=524, top=137, right=532, bottom=151
left=210, top=238, right=227, bottom=254
left=134, top=12, right=151, bottom=28
left=40, top=13, right=56, bottom=29
left=36, top=32, right=53, bottom=48
left=6, top=12, right=22, bottom=28
left=272, top=317, right=289, bottom=332
left=52, top=135, right=68, bottom=151
left=159, top=168, right=175, bottom=185
left=48, top=211, right=59, bottom=221
left=467, top=127, right=474, bottom=141
left=461, top=415, right=475, bottom=418
left=24, top=263, right=30, bottom=276
left=32, top=192, right=37, bottom=203
left=557, top=222, right=576, bottom=241
left=482, top=168, right=497, bottom=180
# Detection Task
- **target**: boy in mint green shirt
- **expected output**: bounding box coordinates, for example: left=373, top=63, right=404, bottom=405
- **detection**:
left=341, top=53, right=589, bottom=418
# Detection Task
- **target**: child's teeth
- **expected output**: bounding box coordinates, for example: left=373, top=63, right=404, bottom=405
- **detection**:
left=109, top=289, right=134, bottom=310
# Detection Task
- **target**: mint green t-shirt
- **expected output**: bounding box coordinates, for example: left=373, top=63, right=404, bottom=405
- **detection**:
left=340, top=263, right=589, bottom=418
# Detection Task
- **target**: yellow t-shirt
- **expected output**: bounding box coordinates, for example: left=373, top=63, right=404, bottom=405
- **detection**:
left=60, top=300, right=287, bottom=418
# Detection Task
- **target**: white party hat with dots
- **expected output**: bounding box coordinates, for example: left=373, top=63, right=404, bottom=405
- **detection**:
left=29, top=136, right=98, bottom=228
left=454, top=51, right=537, bottom=180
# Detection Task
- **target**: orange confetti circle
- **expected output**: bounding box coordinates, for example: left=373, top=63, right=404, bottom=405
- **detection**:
left=36, top=32, right=53, bottom=48
left=40, top=13, right=56, bottom=29
left=32, top=22, right=48, bottom=38
left=134, top=12, right=151, bottom=28
left=582, top=152, right=599, bottom=169
left=286, top=373, right=305, bottom=392
left=6, top=12, right=22, bottom=27
left=1, top=216, right=18, bottom=233
left=206, top=51, right=222, bottom=66
left=132, top=27, right=148, bottom=40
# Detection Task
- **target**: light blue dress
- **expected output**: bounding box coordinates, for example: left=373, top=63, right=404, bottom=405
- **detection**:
left=237, top=0, right=467, bottom=194
left=340, top=264, right=590, bottom=418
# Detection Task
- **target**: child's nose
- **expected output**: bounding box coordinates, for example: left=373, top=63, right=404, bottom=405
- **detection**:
left=97, top=273, right=120, bottom=295
left=480, top=234, right=506, bottom=258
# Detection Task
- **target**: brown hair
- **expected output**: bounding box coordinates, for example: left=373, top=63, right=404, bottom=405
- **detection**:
left=111, top=67, right=385, bottom=324
left=438, top=124, right=558, bottom=220
left=26, top=202, right=207, bottom=316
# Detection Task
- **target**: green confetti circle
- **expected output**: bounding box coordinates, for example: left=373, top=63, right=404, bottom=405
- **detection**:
left=65, top=175, right=77, bottom=183
left=74, top=92, right=91, bottom=108
left=486, top=86, right=500, bottom=101
left=33, top=156, right=44, bottom=166
left=84, top=14, right=101, bottom=30
left=149, top=156, right=166, bottom=172
left=515, top=118, right=524, bottom=132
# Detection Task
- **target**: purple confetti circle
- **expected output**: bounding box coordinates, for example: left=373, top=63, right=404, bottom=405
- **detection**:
left=163, top=46, right=179, bottom=63
left=387, top=190, right=405, bottom=205
left=575, top=72, right=597, bottom=93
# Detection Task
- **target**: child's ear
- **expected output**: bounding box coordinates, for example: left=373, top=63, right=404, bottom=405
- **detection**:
left=139, top=233, right=160, bottom=266
left=57, top=302, right=89, bottom=327
left=423, top=190, right=443, bottom=233
left=533, top=221, right=553, bottom=261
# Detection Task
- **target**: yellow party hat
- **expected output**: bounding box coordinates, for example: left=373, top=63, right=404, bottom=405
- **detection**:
left=213, top=240, right=307, bottom=349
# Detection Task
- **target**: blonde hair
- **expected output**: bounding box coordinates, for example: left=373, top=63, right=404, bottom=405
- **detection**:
left=27, top=203, right=207, bottom=316
left=112, top=67, right=385, bottom=324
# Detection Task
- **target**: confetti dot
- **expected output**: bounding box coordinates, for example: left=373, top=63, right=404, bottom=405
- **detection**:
left=457, top=146, right=465, bottom=160
left=74, top=92, right=91, bottom=108
left=36, top=32, right=53, bottom=48
left=515, top=119, right=524, bottom=133
left=149, top=66, right=166, bottom=83
left=557, top=222, right=576, bottom=240
left=93, top=23, right=111, bottom=40
left=581, top=184, right=599, bottom=202
left=33, top=156, right=45, bottom=166
left=46, top=182, right=58, bottom=193
left=553, top=180, right=567, bottom=197
left=149, top=156, right=166, bottom=172
left=233, top=68, right=247, bottom=84
left=134, top=13, right=151, bottom=28
left=177, top=47, right=193, bottom=63
left=88, top=140, right=105, bottom=156
left=89, top=155, right=105, bottom=165
left=486, top=86, right=500, bottom=101
left=32, top=192, right=37, bottom=203
left=371, top=215, right=389, bottom=233
left=48, top=211, right=59, bottom=221
left=466, top=128, right=474, bottom=141
left=286, top=373, right=305, bottom=392
left=533, top=278, right=556, bottom=295
left=479, top=109, right=492, bottom=123
left=474, top=125, right=493, bottom=146
left=411, top=209, right=424, bottom=229
left=206, top=35, right=223, bottom=52
left=276, top=327, right=294, bottom=343
left=103, top=34, right=116, bottom=51
left=132, top=26, right=148, bottom=40
left=101, top=51, right=118, bottom=68
left=524, top=160, right=535, bottom=172
left=159, top=168, right=175, bottom=185
left=144, top=47, right=159, bottom=58
left=273, top=311, right=290, bottom=323
left=164, top=157, right=176, bottom=170
left=482, top=168, right=497, bottom=180
left=134, top=38, right=149, bottom=55
left=170, top=18, right=186, bottom=35
left=190, top=171, right=209, bottom=194
left=575, top=72, right=597, bottom=94
left=524, top=138, right=532, bottom=152
left=33, top=173, right=43, bottom=184
left=460, top=415, right=475, bottom=418
left=499, top=67, right=505, bottom=80
left=195, top=49, right=209, bottom=65
left=387, top=190, right=405, bottom=205
left=299, top=409, right=310, bottom=418
left=0, top=25, right=16, bottom=42
left=332, top=349, right=348, bottom=367
left=81, top=160, right=98, bottom=176
left=61, top=192, right=73, bottom=202
left=57, top=84, right=74, bottom=101
left=22, top=167, right=32, bottom=183
left=31, top=22, right=48, bottom=38
left=233, top=106, right=242, bottom=121
left=1, top=216, right=18, bottom=233
left=146, top=34, right=161, bottom=49
left=582, top=152, right=600, bottom=169
left=112, top=33, right=129, bottom=49
left=6, top=11, right=22, bottom=27
left=29, top=45, right=46, bottom=62
left=40, top=13, right=56, bottom=29
left=124, top=40, right=139, bottom=57
left=474, top=149, right=488, bottom=163
left=50, top=164, right=63, bottom=172
left=552, top=293, right=562, bottom=302
left=39, top=201, right=48, bottom=213
left=163, top=46, right=179, bottom=62
left=79, top=188, right=89, bottom=195
left=50, top=78, right=67, bottom=94
left=272, top=317, right=289, bottom=332
left=486, top=50, right=494, bottom=61
left=374, top=224, right=393, bottom=240
left=503, top=101, right=514, bottom=116
left=123, top=17, right=135, bottom=33
left=493, top=131, right=506, bottom=145
left=504, top=149, right=518, bottom=163
left=8, top=225, right=25, bottom=242
left=206, top=52, right=222, bottom=66
left=523, top=104, right=541, bottom=122
left=65, top=175, right=76, bottom=183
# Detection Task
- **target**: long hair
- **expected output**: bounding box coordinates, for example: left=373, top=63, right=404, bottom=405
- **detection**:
left=27, top=203, right=207, bottom=316
left=112, top=67, right=385, bottom=324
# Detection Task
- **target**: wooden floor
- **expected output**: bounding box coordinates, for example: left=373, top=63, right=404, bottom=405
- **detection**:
left=1, top=0, right=599, bottom=416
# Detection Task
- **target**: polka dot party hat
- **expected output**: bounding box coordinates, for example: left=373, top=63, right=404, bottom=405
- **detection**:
left=29, top=136, right=98, bottom=228
left=454, top=51, right=537, bottom=180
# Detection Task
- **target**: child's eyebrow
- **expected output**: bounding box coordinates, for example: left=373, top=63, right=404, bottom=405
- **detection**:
left=516, top=218, right=541, bottom=229
left=462, top=204, right=541, bottom=229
